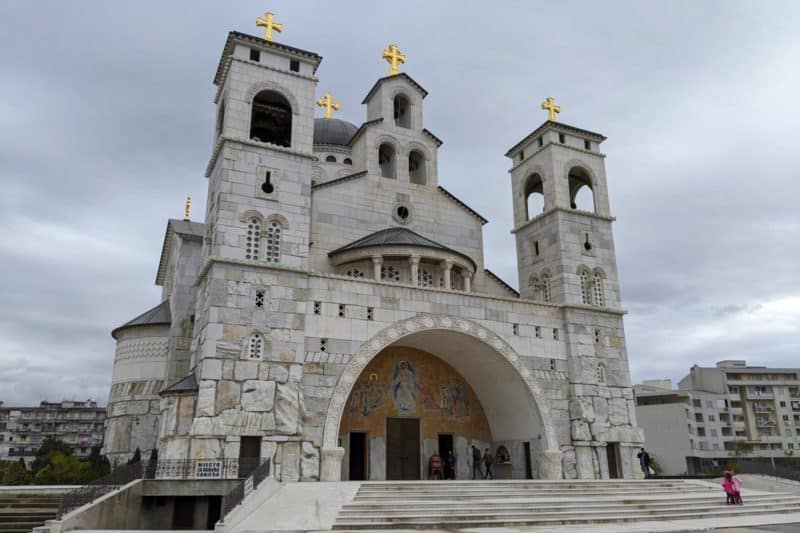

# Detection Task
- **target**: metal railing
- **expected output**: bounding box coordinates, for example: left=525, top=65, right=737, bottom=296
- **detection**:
left=221, top=459, right=271, bottom=519
left=57, top=461, right=145, bottom=519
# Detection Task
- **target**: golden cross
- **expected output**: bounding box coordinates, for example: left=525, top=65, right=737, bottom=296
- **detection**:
left=541, top=97, right=561, bottom=121
left=382, top=44, right=406, bottom=76
left=256, top=12, right=283, bottom=42
left=184, top=196, right=192, bottom=221
left=316, top=92, right=341, bottom=119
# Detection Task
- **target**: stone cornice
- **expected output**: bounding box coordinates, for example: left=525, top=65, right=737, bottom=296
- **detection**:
left=205, top=136, right=316, bottom=177
left=505, top=120, right=606, bottom=158
left=511, top=207, right=616, bottom=234
left=194, top=257, right=626, bottom=315
left=214, top=56, right=319, bottom=105
left=507, top=140, right=606, bottom=175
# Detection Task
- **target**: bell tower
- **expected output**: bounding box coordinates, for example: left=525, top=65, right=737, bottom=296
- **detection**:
left=506, top=105, right=619, bottom=309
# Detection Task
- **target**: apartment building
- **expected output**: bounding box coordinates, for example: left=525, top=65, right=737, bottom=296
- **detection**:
left=0, top=400, right=106, bottom=468
left=635, top=361, right=800, bottom=475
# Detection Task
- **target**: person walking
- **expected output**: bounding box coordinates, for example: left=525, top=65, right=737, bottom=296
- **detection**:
left=471, top=445, right=482, bottom=479
left=722, top=470, right=743, bottom=504
left=482, top=448, right=494, bottom=480
left=637, top=448, right=652, bottom=478
left=445, top=450, right=456, bottom=480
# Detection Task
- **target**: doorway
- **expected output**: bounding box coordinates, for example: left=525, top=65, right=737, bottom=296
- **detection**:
left=606, top=442, right=621, bottom=479
left=524, top=442, right=533, bottom=479
left=239, top=436, right=261, bottom=478
left=438, top=434, right=454, bottom=479
left=349, top=432, right=368, bottom=481
left=386, top=418, right=420, bottom=480
left=172, top=497, right=196, bottom=529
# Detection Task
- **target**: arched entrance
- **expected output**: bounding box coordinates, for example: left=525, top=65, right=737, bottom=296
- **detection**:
left=320, top=315, right=563, bottom=481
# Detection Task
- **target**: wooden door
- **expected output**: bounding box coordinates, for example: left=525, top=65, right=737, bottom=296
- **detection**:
left=606, top=443, right=620, bottom=479
left=386, top=418, right=420, bottom=480
left=239, top=436, right=261, bottom=478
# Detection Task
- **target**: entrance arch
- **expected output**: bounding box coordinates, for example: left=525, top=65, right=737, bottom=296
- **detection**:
left=320, top=314, right=562, bottom=480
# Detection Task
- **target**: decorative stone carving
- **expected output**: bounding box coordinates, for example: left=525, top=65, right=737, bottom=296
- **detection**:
left=569, top=398, right=595, bottom=422
left=280, top=442, right=301, bottom=482
left=561, top=448, right=578, bottom=479
left=275, top=382, right=300, bottom=435
left=241, top=380, right=275, bottom=412
left=300, top=442, right=320, bottom=481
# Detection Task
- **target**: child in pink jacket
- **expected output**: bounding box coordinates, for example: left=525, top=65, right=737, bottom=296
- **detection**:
left=722, top=470, right=743, bottom=504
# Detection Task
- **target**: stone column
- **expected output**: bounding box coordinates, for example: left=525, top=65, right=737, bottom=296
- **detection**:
left=441, top=260, right=452, bottom=289
left=463, top=269, right=472, bottom=292
left=536, top=450, right=564, bottom=479
left=372, top=255, right=382, bottom=280
left=410, top=255, right=420, bottom=285
left=320, top=446, right=345, bottom=481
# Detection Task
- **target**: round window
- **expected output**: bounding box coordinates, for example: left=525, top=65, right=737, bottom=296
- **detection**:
left=391, top=202, right=413, bottom=224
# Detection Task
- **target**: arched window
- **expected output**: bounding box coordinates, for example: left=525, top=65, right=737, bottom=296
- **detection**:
left=250, top=90, right=292, bottom=147
left=408, top=150, right=426, bottom=185
left=580, top=270, right=591, bottom=305
left=393, top=94, right=411, bottom=128
left=524, top=174, right=545, bottom=219
left=596, top=364, right=606, bottom=384
left=378, top=143, right=396, bottom=179
left=248, top=333, right=264, bottom=359
left=265, top=220, right=282, bottom=263
left=418, top=267, right=434, bottom=287
left=343, top=158, right=353, bottom=165
left=530, top=276, right=540, bottom=301
left=381, top=264, right=401, bottom=282
left=592, top=272, right=605, bottom=307
left=541, top=272, right=551, bottom=303
left=568, top=166, right=595, bottom=212
left=245, top=218, right=261, bottom=260
left=325, top=155, right=337, bottom=163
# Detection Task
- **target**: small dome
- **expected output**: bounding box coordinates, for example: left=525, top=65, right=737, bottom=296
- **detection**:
left=313, top=118, right=358, bottom=146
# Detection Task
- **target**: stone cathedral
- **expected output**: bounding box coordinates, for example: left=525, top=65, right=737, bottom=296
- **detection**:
left=103, top=20, right=644, bottom=483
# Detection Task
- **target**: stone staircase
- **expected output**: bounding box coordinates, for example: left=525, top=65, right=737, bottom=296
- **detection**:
left=0, top=493, right=61, bottom=533
left=332, top=479, right=800, bottom=529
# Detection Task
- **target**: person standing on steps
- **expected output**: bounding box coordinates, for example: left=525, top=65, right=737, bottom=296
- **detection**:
left=482, top=448, right=494, bottom=479
left=637, top=448, right=652, bottom=478
left=445, top=450, right=457, bottom=480
left=471, top=445, right=483, bottom=479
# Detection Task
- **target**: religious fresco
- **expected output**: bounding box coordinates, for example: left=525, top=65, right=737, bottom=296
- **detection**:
left=347, top=372, right=385, bottom=416
left=339, top=346, right=491, bottom=442
left=391, top=360, right=419, bottom=414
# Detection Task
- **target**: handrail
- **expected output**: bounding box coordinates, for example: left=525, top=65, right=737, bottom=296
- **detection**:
left=57, top=461, right=144, bottom=519
left=221, top=458, right=271, bottom=519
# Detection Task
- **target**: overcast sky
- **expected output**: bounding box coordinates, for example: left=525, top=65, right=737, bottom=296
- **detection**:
left=1, top=1, right=798, bottom=406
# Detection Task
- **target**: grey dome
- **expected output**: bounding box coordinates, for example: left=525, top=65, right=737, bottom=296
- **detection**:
left=313, top=118, right=358, bottom=146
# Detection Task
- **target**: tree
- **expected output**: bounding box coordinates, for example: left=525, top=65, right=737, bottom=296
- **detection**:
left=34, top=453, right=91, bottom=485
left=1, top=459, right=32, bottom=485
left=87, top=446, right=110, bottom=478
left=32, top=438, right=73, bottom=473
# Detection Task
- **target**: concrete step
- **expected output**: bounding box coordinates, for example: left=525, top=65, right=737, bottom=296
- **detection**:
left=352, top=488, right=715, bottom=500
left=338, top=495, right=800, bottom=515
left=333, top=503, right=800, bottom=529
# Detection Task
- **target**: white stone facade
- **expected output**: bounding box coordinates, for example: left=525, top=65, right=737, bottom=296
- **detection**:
left=106, top=30, right=643, bottom=481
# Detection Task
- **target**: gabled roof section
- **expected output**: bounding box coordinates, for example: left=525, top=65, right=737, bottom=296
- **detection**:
left=505, top=120, right=606, bottom=158
left=156, top=219, right=205, bottom=286
left=111, top=300, right=171, bottom=339
left=437, top=186, right=488, bottom=225
left=214, top=31, right=323, bottom=86
left=346, top=118, right=383, bottom=147
left=361, top=73, right=428, bottom=104
left=484, top=269, right=520, bottom=297
left=329, top=227, right=476, bottom=270
left=311, top=170, right=368, bottom=190
left=423, top=128, right=443, bottom=147
left=160, top=371, right=198, bottom=396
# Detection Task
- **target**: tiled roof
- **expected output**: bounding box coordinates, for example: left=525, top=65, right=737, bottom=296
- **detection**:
left=111, top=300, right=171, bottom=339
left=329, top=227, right=476, bottom=270
left=160, top=372, right=198, bottom=395
left=361, top=73, right=428, bottom=104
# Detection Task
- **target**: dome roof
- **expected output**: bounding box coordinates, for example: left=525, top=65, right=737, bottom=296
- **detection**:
left=313, top=118, right=358, bottom=146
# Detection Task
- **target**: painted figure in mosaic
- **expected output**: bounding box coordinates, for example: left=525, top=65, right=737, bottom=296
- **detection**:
left=392, top=360, right=418, bottom=413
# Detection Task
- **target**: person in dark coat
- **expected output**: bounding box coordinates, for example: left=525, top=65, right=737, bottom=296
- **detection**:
left=637, top=448, right=652, bottom=478
left=445, top=450, right=456, bottom=480
left=482, top=448, right=494, bottom=479
left=471, top=445, right=483, bottom=479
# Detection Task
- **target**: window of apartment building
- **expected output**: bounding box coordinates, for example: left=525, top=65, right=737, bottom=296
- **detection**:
left=697, top=428, right=706, bottom=437
left=780, top=401, right=787, bottom=408
left=728, top=385, right=740, bottom=394
left=706, top=400, right=714, bottom=408
left=716, top=399, right=728, bottom=409
left=710, top=428, right=718, bottom=437
left=792, top=401, right=800, bottom=411
left=697, top=440, right=707, bottom=449
left=789, top=443, right=796, bottom=449
left=713, top=443, right=720, bottom=450
left=693, top=399, right=702, bottom=408
left=695, top=413, right=704, bottom=423
left=783, top=415, right=790, bottom=422
left=708, top=414, right=716, bottom=422
left=731, top=400, right=742, bottom=409
left=735, top=430, right=746, bottom=437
